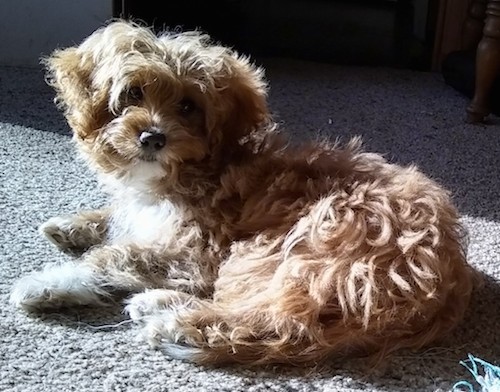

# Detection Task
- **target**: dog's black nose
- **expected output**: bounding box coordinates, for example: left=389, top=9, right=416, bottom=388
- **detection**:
left=139, top=130, right=166, bottom=152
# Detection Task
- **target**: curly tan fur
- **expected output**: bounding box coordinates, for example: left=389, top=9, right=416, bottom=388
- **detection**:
left=11, top=20, right=475, bottom=366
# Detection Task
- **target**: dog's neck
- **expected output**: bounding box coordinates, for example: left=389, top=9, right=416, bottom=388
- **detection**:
left=99, top=161, right=167, bottom=202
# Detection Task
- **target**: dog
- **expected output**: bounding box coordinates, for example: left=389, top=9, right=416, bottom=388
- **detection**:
left=11, top=20, right=474, bottom=366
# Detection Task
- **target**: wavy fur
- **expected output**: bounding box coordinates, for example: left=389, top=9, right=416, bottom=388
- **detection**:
left=11, top=20, right=475, bottom=366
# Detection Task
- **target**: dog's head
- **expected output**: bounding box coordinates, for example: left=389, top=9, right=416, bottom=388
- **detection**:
left=44, top=20, right=270, bottom=185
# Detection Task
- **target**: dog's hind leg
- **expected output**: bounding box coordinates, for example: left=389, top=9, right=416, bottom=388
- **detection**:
left=10, top=244, right=216, bottom=312
left=121, top=239, right=337, bottom=365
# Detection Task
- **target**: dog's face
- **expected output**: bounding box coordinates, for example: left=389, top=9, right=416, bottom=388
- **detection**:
left=44, top=21, right=269, bottom=182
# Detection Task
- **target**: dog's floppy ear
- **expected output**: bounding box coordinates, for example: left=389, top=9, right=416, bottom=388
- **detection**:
left=204, top=51, right=271, bottom=149
left=42, top=32, right=111, bottom=139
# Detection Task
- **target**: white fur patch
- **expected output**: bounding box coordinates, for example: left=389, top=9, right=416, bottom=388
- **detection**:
left=124, top=161, right=167, bottom=189
left=10, top=262, right=107, bottom=310
left=100, top=161, right=166, bottom=195
left=99, top=161, right=181, bottom=245
left=108, top=197, right=177, bottom=244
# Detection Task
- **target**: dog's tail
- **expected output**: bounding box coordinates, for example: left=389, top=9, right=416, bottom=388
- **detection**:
left=155, top=306, right=468, bottom=367
left=156, top=338, right=339, bottom=367
left=140, top=291, right=357, bottom=366
left=146, top=310, right=391, bottom=367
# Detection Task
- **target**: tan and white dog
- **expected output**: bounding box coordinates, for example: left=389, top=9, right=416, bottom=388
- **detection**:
left=11, top=20, right=474, bottom=366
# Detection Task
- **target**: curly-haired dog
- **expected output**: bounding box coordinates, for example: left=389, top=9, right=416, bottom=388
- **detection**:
left=11, top=20, right=474, bottom=366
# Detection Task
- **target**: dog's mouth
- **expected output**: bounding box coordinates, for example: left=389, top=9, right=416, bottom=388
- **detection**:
left=138, top=152, right=158, bottom=162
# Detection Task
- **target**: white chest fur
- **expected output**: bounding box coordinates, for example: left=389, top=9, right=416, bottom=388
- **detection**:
left=101, top=162, right=181, bottom=245
left=109, top=196, right=178, bottom=245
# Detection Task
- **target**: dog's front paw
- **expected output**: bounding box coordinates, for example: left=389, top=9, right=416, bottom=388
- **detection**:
left=40, top=215, right=102, bottom=255
left=40, top=216, right=85, bottom=254
left=10, top=274, right=60, bottom=311
left=10, top=263, right=108, bottom=312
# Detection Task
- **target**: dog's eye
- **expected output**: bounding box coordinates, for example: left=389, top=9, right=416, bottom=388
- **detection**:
left=127, top=86, right=143, bottom=102
left=179, top=98, right=196, bottom=116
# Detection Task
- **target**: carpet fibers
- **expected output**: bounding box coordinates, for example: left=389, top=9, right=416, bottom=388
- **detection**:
left=1, top=59, right=499, bottom=392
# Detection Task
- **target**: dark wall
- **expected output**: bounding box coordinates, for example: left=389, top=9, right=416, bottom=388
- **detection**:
left=116, top=0, right=432, bottom=69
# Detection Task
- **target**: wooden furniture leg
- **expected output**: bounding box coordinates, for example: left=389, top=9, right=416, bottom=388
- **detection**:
left=466, top=0, right=500, bottom=123
left=462, top=0, right=487, bottom=51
